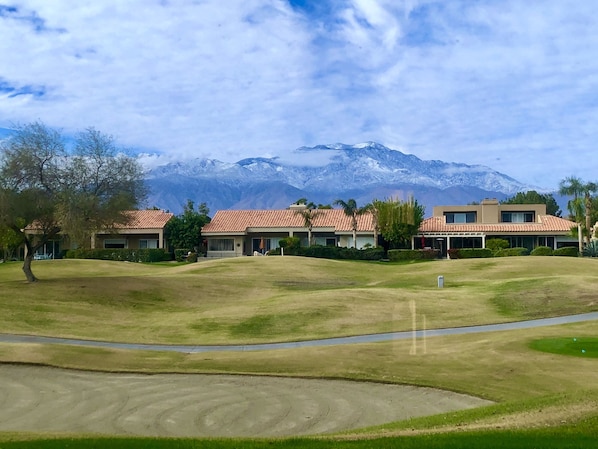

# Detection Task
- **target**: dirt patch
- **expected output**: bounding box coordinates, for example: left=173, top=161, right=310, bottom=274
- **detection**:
left=0, top=364, right=491, bottom=437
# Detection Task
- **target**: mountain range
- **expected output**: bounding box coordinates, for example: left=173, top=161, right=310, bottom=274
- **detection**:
left=143, top=142, right=538, bottom=216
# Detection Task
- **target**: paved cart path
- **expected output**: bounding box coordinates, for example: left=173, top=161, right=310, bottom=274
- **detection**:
left=1, top=312, right=597, bottom=353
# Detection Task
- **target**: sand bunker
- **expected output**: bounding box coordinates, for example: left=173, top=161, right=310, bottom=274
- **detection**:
left=0, top=364, right=491, bottom=437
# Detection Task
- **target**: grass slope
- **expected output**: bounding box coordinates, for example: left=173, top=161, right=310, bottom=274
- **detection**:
left=1, top=256, right=598, bottom=445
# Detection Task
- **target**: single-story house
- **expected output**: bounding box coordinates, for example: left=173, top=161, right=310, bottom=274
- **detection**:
left=202, top=199, right=578, bottom=258
left=24, top=209, right=174, bottom=259
left=201, top=204, right=375, bottom=257
left=91, top=209, right=174, bottom=250
left=415, top=198, right=577, bottom=256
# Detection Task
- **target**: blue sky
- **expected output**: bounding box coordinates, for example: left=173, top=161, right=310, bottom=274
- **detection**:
left=1, top=1, right=597, bottom=189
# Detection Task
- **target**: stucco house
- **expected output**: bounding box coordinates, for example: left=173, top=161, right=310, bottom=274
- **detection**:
left=90, top=209, right=174, bottom=250
left=415, top=198, right=577, bottom=257
left=25, top=209, right=174, bottom=259
left=201, top=204, right=375, bottom=258
left=202, top=199, right=577, bottom=259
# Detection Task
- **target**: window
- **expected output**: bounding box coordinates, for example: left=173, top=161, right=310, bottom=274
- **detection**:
left=104, top=239, right=127, bottom=249
left=139, top=239, right=159, bottom=249
left=444, top=212, right=476, bottom=223
left=502, top=212, right=534, bottom=223
left=209, top=238, right=234, bottom=251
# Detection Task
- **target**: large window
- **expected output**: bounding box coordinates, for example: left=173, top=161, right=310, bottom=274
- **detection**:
left=444, top=212, right=476, bottom=223
left=502, top=212, right=534, bottom=223
left=209, top=238, right=234, bottom=251
left=140, top=239, right=159, bottom=249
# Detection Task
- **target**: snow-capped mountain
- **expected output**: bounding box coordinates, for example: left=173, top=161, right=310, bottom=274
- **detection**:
left=143, top=142, right=537, bottom=215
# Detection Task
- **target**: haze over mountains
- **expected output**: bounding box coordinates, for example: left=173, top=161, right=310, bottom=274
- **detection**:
left=143, top=142, right=539, bottom=215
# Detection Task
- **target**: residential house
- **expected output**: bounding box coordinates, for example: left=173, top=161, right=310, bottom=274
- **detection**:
left=201, top=204, right=375, bottom=258
left=416, top=199, right=577, bottom=257
left=90, top=209, right=174, bottom=250
left=25, top=209, right=174, bottom=259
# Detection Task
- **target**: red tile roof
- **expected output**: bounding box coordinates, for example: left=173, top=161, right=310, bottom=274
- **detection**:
left=419, top=215, right=576, bottom=233
left=117, top=210, right=174, bottom=229
left=202, top=209, right=375, bottom=233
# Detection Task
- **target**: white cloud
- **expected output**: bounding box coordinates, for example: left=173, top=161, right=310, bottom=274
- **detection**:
left=1, top=0, right=598, bottom=189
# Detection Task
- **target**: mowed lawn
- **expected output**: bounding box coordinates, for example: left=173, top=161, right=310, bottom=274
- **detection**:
left=1, top=256, right=597, bottom=345
left=1, top=255, right=598, bottom=447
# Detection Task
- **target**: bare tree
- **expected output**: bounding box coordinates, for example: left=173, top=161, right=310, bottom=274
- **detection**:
left=0, top=122, right=146, bottom=282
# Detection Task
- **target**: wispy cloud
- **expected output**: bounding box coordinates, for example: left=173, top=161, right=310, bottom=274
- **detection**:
left=1, top=0, right=597, bottom=188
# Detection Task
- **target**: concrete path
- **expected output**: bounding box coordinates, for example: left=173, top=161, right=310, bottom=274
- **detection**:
left=1, top=312, right=597, bottom=353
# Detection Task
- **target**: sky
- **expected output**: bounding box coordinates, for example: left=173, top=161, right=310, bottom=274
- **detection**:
left=1, top=0, right=598, bottom=190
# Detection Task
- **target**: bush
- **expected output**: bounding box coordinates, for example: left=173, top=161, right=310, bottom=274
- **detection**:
left=278, top=236, right=300, bottom=250
left=388, top=249, right=439, bottom=261
left=583, top=241, right=598, bottom=257
left=174, top=249, right=191, bottom=262
left=273, top=245, right=384, bottom=261
left=65, top=248, right=171, bottom=262
left=486, top=238, right=509, bottom=252
left=530, top=246, right=553, bottom=256
left=186, top=252, right=198, bottom=263
left=448, top=248, right=493, bottom=259
left=494, top=247, right=529, bottom=257
left=456, top=248, right=494, bottom=259
left=554, top=246, right=579, bottom=257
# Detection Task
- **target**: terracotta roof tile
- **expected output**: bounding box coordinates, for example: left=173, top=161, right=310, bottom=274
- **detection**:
left=419, top=215, right=576, bottom=233
left=117, top=210, right=174, bottom=229
left=202, top=209, right=374, bottom=234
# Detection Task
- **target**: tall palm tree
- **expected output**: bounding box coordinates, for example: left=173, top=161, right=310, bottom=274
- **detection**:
left=559, top=176, right=598, bottom=244
left=333, top=198, right=368, bottom=248
left=295, top=207, right=322, bottom=246
left=363, top=199, right=383, bottom=247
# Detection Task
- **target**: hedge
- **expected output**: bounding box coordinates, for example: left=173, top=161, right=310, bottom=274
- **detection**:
left=271, top=245, right=385, bottom=261
left=448, top=248, right=493, bottom=259
left=494, top=247, right=530, bottom=257
left=553, top=246, right=579, bottom=257
left=388, top=249, right=439, bottom=261
left=65, top=248, right=171, bottom=262
left=530, top=246, right=553, bottom=256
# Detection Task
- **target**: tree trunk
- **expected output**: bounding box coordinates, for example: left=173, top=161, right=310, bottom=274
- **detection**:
left=352, top=229, right=357, bottom=248
left=22, top=254, right=38, bottom=283
left=308, top=228, right=312, bottom=247
left=585, top=195, right=592, bottom=244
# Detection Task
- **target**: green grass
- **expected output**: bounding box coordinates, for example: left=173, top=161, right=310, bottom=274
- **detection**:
left=1, top=257, right=597, bottom=345
left=530, top=337, right=598, bottom=358
left=2, top=419, right=597, bottom=449
left=1, top=256, right=598, bottom=446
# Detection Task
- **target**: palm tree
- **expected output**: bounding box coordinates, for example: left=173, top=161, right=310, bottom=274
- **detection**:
left=363, top=199, right=383, bottom=247
left=559, top=177, right=598, bottom=244
left=333, top=198, right=368, bottom=248
left=295, top=207, right=322, bottom=246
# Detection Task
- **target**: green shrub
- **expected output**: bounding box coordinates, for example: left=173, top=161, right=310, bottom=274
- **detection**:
left=486, top=238, right=509, bottom=252
left=274, top=245, right=384, bottom=260
left=174, top=249, right=191, bottom=262
left=494, top=247, right=529, bottom=257
left=65, top=248, right=171, bottom=262
left=186, top=252, right=198, bottom=262
left=583, top=241, right=598, bottom=257
left=554, top=246, right=579, bottom=257
left=531, top=246, right=553, bottom=256
left=448, top=248, right=493, bottom=259
left=388, top=249, right=439, bottom=261
left=278, top=236, right=300, bottom=250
